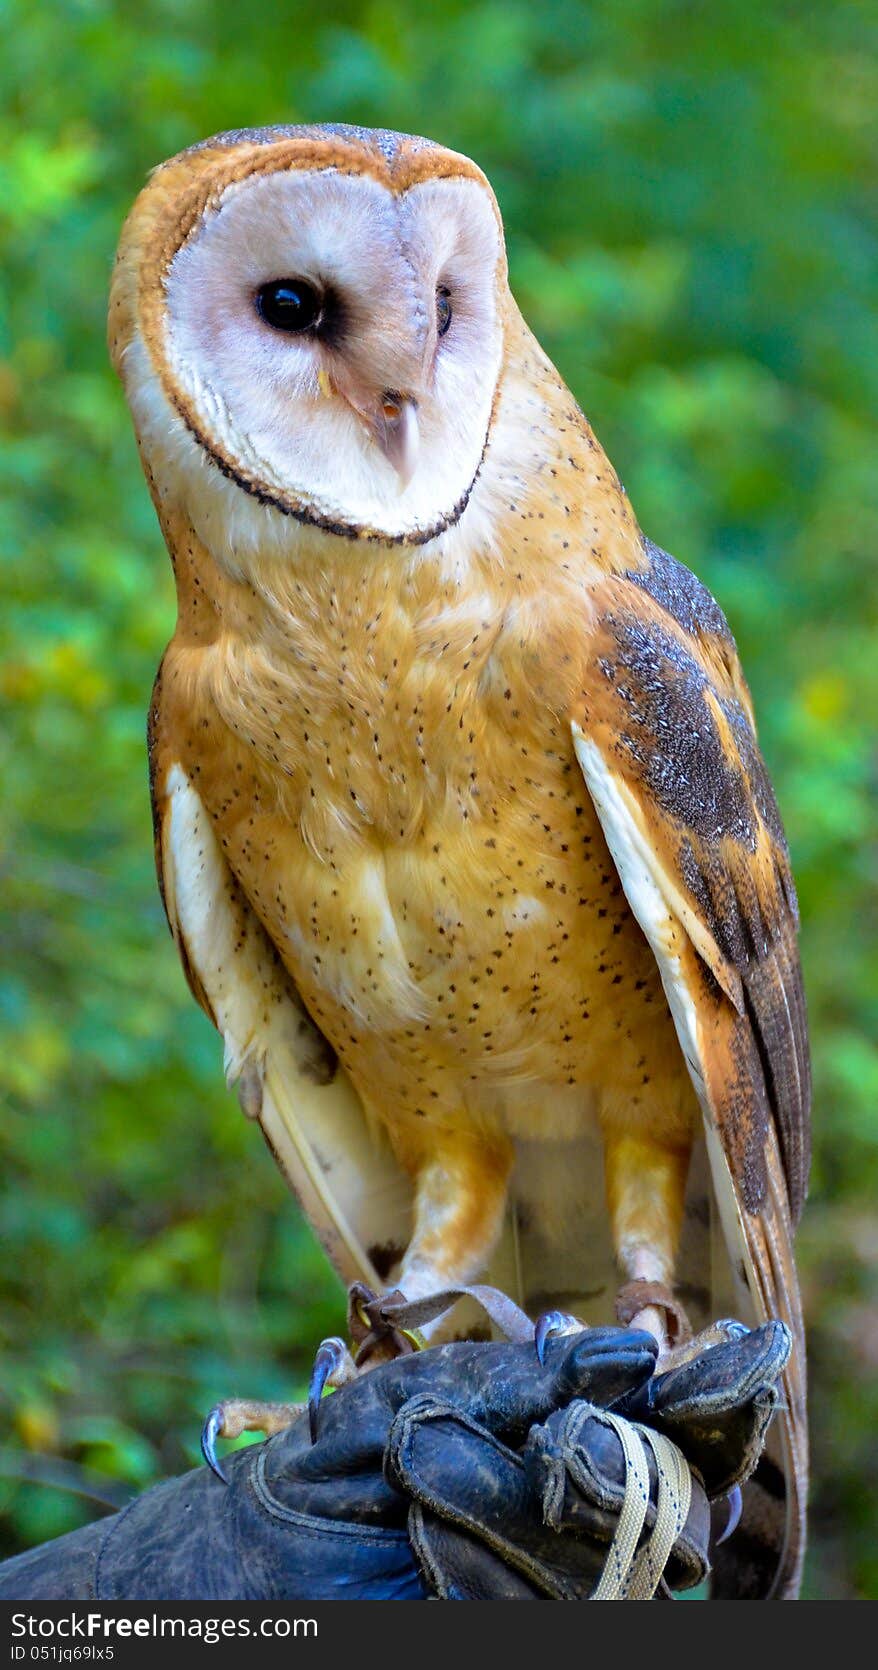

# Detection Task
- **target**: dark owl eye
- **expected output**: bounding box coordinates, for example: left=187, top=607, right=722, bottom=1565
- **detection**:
left=255, top=278, right=322, bottom=333
left=436, top=284, right=452, bottom=337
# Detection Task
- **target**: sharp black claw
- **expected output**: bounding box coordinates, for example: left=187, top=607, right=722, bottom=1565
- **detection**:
left=308, top=1337, right=348, bottom=1444
left=534, top=1310, right=579, bottom=1367
left=717, top=1485, right=743, bottom=1545
left=201, top=1405, right=228, bottom=1484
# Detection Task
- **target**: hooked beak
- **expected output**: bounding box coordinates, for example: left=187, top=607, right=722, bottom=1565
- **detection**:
left=372, top=392, right=420, bottom=491
left=320, top=371, right=420, bottom=492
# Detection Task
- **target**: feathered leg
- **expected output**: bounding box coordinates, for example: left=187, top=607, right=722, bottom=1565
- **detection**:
left=604, top=1131, right=694, bottom=1353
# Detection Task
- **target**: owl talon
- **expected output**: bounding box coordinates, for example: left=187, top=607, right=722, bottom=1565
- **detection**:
left=308, top=1336, right=359, bottom=1443
left=534, top=1310, right=583, bottom=1366
left=717, top=1485, right=743, bottom=1546
left=201, top=1404, right=228, bottom=1484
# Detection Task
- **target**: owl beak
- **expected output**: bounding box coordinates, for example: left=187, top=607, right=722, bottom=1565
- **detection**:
left=371, top=392, right=420, bottom=491
left=319, top=370, right=420, bottom=491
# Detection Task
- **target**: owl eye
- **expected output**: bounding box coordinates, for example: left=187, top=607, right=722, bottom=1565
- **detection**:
left=255, top=279, right=323, bottom=334
left=436, top=284, right=452, bottom=337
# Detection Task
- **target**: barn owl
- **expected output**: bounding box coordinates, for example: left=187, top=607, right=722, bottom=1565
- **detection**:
left=109, top=123, right=809, bottom=1598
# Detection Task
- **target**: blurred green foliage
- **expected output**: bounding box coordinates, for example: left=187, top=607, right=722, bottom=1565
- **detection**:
left=1, top=0, right=875, bottom=1596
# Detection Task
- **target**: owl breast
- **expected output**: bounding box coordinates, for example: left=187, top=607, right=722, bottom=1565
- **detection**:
left=163, top=564, right=692, bottom=1154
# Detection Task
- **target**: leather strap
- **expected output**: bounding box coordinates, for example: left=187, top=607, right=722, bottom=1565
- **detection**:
left=614, top=1279, right=693, bottom=1347
left=349, top=1280, right=536, bottom=1364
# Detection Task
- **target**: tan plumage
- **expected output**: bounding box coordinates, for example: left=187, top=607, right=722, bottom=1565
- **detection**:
left=110, top=124, right=810, bottom=1597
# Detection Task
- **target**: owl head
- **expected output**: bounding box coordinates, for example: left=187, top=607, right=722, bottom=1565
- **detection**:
left=109, top=124, right=510, bottom=553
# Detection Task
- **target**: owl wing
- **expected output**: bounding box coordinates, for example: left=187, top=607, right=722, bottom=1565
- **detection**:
left=570, top=539, right=810, bottom=1597
left=147, top=663, right=413, bottom=1296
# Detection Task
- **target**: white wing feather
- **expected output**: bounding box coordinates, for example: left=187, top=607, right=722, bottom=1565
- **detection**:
left=163, top=764, right=412, bottom=1289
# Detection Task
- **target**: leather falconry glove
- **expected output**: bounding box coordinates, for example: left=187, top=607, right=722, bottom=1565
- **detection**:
left=0, top=1322, right=788, bottom=1602
left=0, top=1328, right=651, bottom=1601
left=391, top=1319, right=790, bottom=1599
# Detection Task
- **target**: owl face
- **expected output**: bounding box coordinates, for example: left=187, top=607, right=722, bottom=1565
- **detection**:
left=112, top=126, right=508, bottom=548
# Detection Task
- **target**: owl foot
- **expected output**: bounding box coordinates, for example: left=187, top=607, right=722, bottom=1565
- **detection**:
left=614, top=1279, right=693, bottom=1358
left=654, top=1316, right=748, bottom=1374
left=201, top=1397, right=305, bottom=1484
left=533, top=1310, right=585, bottom=1366
left=304, top=1284, right=433, bottom=1446
left=305, top=1281, right=441, bottom=1445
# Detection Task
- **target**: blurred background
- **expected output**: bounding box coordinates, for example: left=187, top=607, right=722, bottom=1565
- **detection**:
left=1, top=0, right=875, bottom=1597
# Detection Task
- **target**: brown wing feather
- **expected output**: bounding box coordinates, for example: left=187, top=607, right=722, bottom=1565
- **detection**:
left=581, top=540, right=810, bottom=1222
left=574, top=538, right=810, bottom=1598
left=694, top=944, right=808, bottom=1597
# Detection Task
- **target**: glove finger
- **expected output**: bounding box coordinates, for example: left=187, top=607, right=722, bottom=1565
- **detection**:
left=386, top=1394, right=610, bottom=1599
left=253, top=1405, right=409, bottom=1527
left=525, top=1403, right=710, bottom=1591
left=616, top=1320, right=790, bottom=1498
left=310, top=1328, right=657, bottom=1474
left=409, top=1507, right=543, bottom=1599
left=646, top=1320, right=790, bottom=1415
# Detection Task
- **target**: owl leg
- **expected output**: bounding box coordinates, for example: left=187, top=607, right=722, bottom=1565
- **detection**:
left=299, top=1130, right=519, bottom=1420
left=603, top=1131, right=693, bottom=1356
left=317, top=1126, right=518, bottom=1363
left=393, top=1130, right=516, bottom=1329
